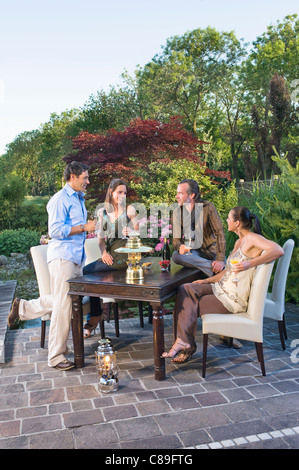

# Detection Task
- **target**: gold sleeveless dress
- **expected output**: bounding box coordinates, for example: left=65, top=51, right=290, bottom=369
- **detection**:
left=212, top=247, right=255, bottom=313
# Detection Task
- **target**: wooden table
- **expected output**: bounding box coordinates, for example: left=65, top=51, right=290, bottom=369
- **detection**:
left=67, top=259, right=200, bottom=381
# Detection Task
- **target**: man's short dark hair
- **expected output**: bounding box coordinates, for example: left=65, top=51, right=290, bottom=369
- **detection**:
left=64, top=161, right=90, bottom=181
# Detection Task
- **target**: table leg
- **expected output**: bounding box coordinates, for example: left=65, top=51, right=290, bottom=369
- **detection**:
left=151, top=302, right=165, bottom=381
left=71, top=295, right=84, bottom=368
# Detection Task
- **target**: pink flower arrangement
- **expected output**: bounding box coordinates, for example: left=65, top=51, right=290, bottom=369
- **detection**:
left=86, top=232, right=96, bottom=239
left=155, top=242, right=164, bottom=252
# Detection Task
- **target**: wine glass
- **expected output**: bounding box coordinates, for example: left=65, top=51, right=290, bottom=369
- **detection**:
left=185, top=238, right=192, bottom=256
left=230, top=258, right=239, bottom=284
left=88, top=211, right=95, bottom=221
left=122, top=225, right=129, bottom=240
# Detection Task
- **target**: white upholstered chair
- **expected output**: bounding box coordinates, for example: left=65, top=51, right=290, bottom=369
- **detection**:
left=84, top=237, right=120, bottom=337
left=30, top=245, right=52, bottom=347
left=30, top=244, right=95, bottom=347
left=84, top=237, right=145, bottom=331
left=31, top=241, right=111, bottom=347
left=201, top=261, right=274, bottom=378
left=263, top=239, right=295, bottom=350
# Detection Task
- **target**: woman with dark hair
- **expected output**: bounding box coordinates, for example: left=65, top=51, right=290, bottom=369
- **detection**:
left=162, top=206, right=284, bottom=363
left=83, top=178, right=138, bottom=338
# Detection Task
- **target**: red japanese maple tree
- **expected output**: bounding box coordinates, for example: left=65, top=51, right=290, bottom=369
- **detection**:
left=66, top=117, right=230, bottom=202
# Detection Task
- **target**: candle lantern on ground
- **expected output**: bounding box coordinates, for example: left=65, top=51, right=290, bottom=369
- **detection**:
left=95, top=339, right=118, bottom=393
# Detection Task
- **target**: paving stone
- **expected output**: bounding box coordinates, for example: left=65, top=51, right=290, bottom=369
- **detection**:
left=72, top=423, right=119, bottom=448
left=1, top=298, right=299, bottom=449
left=208, top=419, right=273, bottom=442
left=21, top=415, right=62, bottom=434
left=66, top=384, right=99, bottom=401
left=63, top=409, right=104, bottom=428
left=220, top=400, right=269, bottom=422
left=121, top=434, right=182, bottom=449
left=178, top=428, right=211, bottom=447
left=29, top=430, right=75, bottom=449
left=136, top=398, right=171, bottom=415
left=167, top=395, right=199, bottom=410
left=114, top=416, right=161, bottom=441
left=30, top=388, right=65, bottom=406
left=0, top=420, right=21, bottom=438
left=195, top=391, right=228, bottom=407
left=155, top=408, right=230, bottom=434
left=102, top=404, right=138, bottom=421
left=0, top=436, right=29, bottom=449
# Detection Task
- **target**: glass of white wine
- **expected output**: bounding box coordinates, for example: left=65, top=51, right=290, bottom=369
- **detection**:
left=185, top=238, right=192, bottom=256
left=230, top=258, right=240, bottom=284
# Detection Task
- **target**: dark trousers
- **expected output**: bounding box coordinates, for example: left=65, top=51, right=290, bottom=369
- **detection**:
left=83, top=260, right=115, bottom=318
left=174, top=283, right=230, bottom=349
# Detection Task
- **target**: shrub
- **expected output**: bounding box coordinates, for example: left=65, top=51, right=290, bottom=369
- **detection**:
left=0, top=228, right=41, bottom=256
left=238, top=152, right=298, bottom=303
left=15, top=202, right=48, bottom=233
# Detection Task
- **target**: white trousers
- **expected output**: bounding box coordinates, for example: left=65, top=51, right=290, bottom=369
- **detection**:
left=19, top=259, right=82, bottom=367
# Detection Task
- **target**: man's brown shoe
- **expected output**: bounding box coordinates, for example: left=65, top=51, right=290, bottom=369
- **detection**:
left=7, top=298, right=20, bottom=327
left=54, top=360, right=75, bottom=371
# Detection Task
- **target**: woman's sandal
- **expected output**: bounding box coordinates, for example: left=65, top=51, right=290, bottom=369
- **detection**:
left=83, top=318, right=99, bottom=339
left=172, top=347, right=196, bottom=364
left=161, top=339, right=191, bottom=359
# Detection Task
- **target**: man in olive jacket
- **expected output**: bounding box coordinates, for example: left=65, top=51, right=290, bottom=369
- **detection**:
left=172, top=179, right=226, bottom=277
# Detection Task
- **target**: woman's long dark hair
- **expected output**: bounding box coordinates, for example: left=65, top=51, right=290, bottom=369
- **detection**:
left=231, top=206, right=262, bottom=235
left=104, top=178, right=128, bottom=211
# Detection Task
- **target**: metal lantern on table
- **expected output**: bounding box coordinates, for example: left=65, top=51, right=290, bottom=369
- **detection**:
left=115, top=232, right=152, bottom=281
left=95, top=339, right=118, bottom=393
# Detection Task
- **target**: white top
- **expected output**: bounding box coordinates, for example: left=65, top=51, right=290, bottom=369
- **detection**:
left=212, top=246, right=256, bottom=313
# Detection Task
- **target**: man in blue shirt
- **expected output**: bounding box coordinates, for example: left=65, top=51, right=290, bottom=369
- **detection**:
left=8, top=161, right=96, bottom=370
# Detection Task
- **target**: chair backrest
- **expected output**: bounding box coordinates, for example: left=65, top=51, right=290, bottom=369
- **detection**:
left=271, top=239, right=294, bottom=304
left=30, top=245, right=51, bottom=296
left=30, top=239, right=101, bottom=296
left=84, top=237, right=101, bottom=265
left=247, top=261, right=274, bottom=322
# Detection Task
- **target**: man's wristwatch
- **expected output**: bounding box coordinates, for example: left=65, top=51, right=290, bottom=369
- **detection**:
left=80, top=224, right=85, bottom=232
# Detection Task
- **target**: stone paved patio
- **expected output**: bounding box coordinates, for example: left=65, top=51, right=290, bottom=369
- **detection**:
left=0, top=284, right=299, bottom=450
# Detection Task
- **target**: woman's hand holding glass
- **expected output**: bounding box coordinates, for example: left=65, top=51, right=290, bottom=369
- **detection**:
left=231, top=259, right=252, bottom=273
left=230, top=258, right=240, bottom=284
left=184, top=238, right=192, bottom=255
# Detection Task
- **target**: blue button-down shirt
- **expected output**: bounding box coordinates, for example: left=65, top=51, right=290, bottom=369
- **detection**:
left=47, top=183, right=87, bottom=265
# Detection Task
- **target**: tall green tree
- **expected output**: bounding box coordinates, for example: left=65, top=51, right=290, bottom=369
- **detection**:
left=135, top=27, right=246, bottom=137
left=39, top=110, right=80, bottom=193
left=243, top=14, right=299, bottom=97
left=2, top=130, right=42, bottom=194
left=72, top=85, right=140, bottom=135
left=240, top=14, right=299, bottom=176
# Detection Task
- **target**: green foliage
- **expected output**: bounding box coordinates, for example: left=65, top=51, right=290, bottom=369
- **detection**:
left=131, top=160, right=211, bottom=205
left=130, top=159, right=238, bottom=256
left=1, top=17, right=298, bottom=194
left=0, top=176, right=27, bottom=230
left=239, top=152, right=299, bottom=302
left=0, top=229, right=41, bottom=256
left=0, top=189, right=49, bottom=233
left=15, top=201, right=48, bottom=234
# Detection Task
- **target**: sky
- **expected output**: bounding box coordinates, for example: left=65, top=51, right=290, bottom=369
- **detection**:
left=0, top=0, right=298, bottom=155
